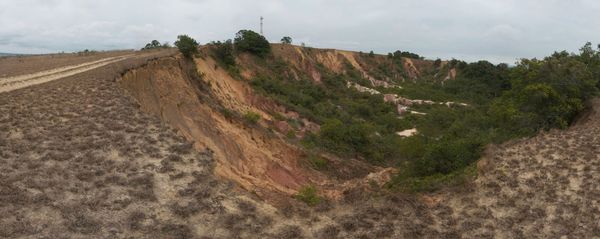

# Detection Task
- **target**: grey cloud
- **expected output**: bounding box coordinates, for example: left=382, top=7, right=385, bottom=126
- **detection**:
left=1, top=0, right=599, bottom=64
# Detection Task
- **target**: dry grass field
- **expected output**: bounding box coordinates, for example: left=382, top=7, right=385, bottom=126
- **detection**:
left=1, top=51, right=599, bottom=238
left=0, top=51, right=134, bottom=78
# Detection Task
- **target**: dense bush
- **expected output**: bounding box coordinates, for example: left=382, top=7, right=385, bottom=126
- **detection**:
left=490, top=48, right=599, bottom=132
left=142, top=40, right=170, bottom=50
left=294, top=185, right=321, bottom=206
left=250, top=42, right=600, bottom=191
left=142, top=40, right=161, bottom=50
left=211, top=40, right=235, bottom=66
left=389, top=50, right=422, bottom=60
left=281, top=36, right=292, bottom=44
left=307, top=154, right=328, bottom=170
left=174, top=35, right=199, bottom=58
left=411, top=138, right=483, bottom=176
left=319, top=119, right=374, bottom=156
left=252, top=72, right=404, bottom=163
left=443, top=61, right=510, bottom=103
left=234, top=30, right=271, bottom=57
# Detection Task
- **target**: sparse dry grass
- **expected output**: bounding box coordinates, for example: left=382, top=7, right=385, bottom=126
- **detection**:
left=0, top=50, right=133, bottom=77
left=1, top=49, right=600, bottom=238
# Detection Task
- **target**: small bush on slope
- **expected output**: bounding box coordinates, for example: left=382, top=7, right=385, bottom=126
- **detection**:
left=211, top=39, right=236, bottom=66
left=174, top=35, right=199, bottom=58
left=243, top=111, right=261, bottom=124
left=294, top=185, right=321, bottom=206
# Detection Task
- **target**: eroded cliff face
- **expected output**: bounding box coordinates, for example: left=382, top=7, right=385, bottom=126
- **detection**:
left=266, top=44, right=451, bottom=83
left=116, top=45, right=441, bottom=198
left=118, top=56, right=314, bottom=196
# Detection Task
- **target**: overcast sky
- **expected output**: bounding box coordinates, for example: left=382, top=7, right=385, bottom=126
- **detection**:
left=1, top=0, right=599, bottom=63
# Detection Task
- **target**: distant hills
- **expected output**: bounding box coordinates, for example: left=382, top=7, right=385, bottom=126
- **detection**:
left=0, top=52, right=22, bottom=57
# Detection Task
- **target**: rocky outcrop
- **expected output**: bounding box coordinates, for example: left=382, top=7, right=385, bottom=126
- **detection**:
left=403, top=58, right=421, bottom=80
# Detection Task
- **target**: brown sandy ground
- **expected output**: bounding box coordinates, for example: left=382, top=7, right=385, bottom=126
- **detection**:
left=1, top=51, right=600, bottom=238
left=0, top=50, right=135, bottom=78
left=0, top=55, right=132, bottom=93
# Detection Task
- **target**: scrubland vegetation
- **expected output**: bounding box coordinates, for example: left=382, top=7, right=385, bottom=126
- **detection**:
left=240, top=41, right=600, bottom=191
left=141, top=40, right=171, bottom=50
left=154, top=29, right=600, bottom=219
left=3, top=30, right=600, bottom=237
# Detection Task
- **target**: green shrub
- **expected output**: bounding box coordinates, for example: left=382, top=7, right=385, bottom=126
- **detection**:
left=294, top=185, right=321, bottom=206
left=307, top=154, right=328, bottom=170
left=389, top=164, right=477, bottom=192
left=212, top=40, right=235, bottom=66
left=286, top=130, right=296, bottom=139
left=234, top=30, right=271, bottom=57
left=142, top=40, right=162, bottom=50
left=220, top=108, right=235, bottom=119
left=174, top=35, right=199, bottom=58
left=434, top=58, right=442, bottom=67
left=142, top=40, right=170, bottom=49
left=281, top=36, right=292, bottom=44
left=411, top=139, right=483, bottom=176
left=319, top=119, right=374, bottom=156
left=243, top=111, right=261, bottom=124
left=390, top=50, right=421, bottom=59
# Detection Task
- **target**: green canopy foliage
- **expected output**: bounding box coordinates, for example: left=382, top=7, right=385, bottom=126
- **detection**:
left=280, top=36, right=292, bottom=44
left=174, top=35, right=199, bottom=58
left=248, top=41, right=600, bottom=191
left=234, top=30, right=271, bottom=57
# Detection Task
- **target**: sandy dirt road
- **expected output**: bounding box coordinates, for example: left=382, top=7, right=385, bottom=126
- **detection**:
left=0, top=55, right=133, bottom=93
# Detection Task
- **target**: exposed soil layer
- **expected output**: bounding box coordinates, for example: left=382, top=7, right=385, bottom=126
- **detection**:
left=118, top=56, right=314, bottom=196
left=1, top=48, right=600, bottom=238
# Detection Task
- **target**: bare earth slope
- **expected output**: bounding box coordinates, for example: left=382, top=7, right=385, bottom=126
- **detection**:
left=1, top=49, right=600, bottom=238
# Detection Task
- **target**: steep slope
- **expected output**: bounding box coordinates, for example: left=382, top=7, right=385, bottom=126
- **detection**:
left=118, top=56, right=314, bottom=196
left=118, top=44, right=462, bottom=198
left=266, top=44, right=445, bottom=84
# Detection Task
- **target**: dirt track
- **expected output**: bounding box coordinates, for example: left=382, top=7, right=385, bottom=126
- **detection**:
left=0, top=55, right=133, bottom=93
left=0, top=51, right=134, bottom=78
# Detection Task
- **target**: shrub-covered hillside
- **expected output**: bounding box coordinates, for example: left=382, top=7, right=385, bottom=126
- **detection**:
left=207, top=37, right=600, bottom=192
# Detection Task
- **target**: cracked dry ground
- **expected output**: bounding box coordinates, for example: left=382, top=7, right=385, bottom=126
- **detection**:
left=2, top=53, right=600, bottom=239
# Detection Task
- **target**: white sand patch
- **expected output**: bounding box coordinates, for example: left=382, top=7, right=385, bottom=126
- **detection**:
left=396, top=128, right=418, bottom=137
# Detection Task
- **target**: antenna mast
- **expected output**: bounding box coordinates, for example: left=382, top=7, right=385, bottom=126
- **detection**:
left=260, top=16, right=264, bottom=35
